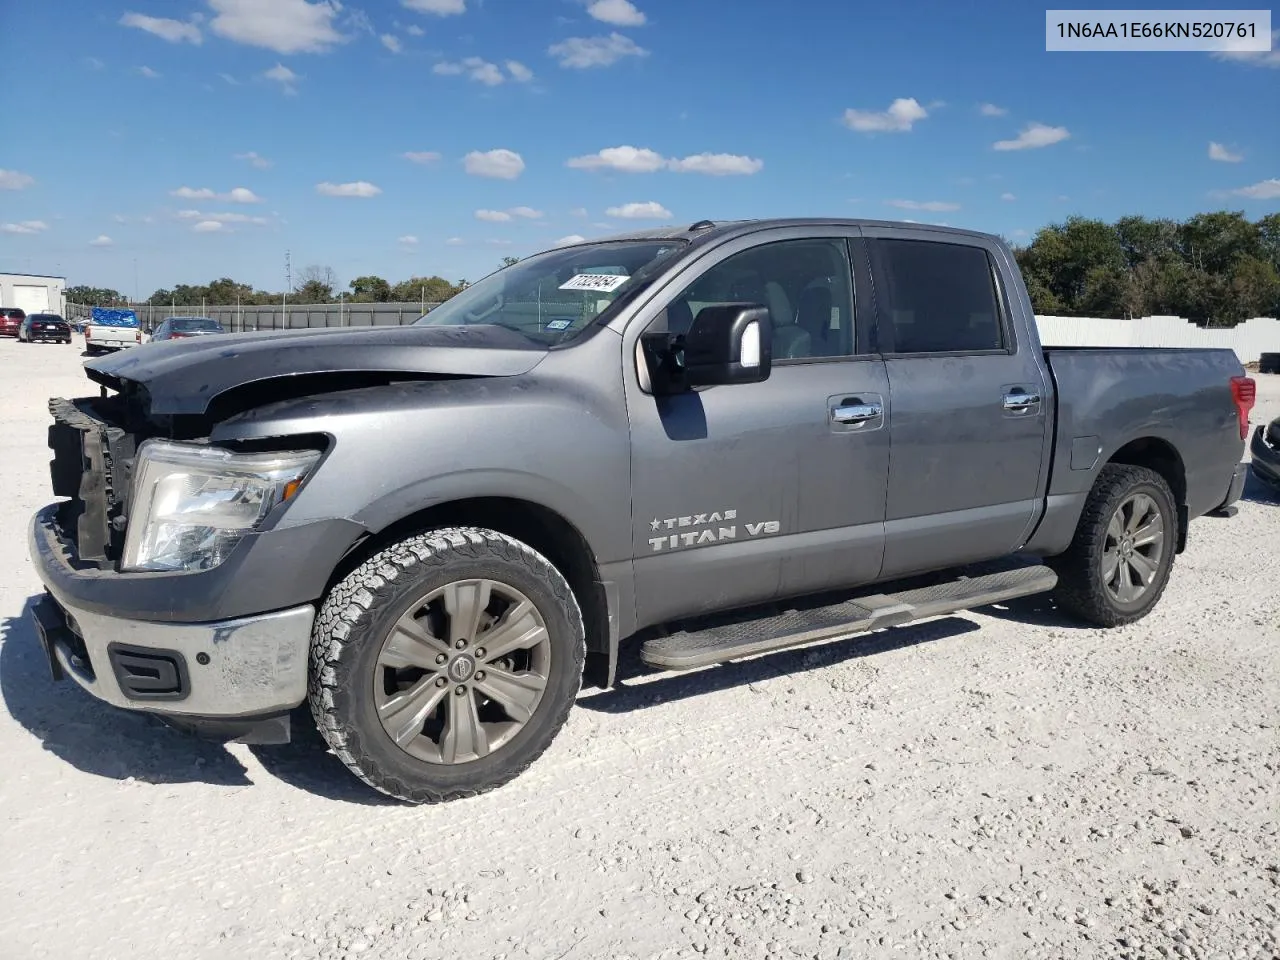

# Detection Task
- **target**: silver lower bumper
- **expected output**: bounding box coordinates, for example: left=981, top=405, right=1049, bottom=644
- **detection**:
left=37, top=593, right=315, bottom=718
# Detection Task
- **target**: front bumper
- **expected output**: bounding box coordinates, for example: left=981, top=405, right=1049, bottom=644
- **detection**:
left=1250, top=424, right=1280, bottom=488
left=30, top=589, right=314, bottom=719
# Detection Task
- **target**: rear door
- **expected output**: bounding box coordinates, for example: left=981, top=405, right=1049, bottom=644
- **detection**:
left=861, top=228, right=1051, bottom=578
left=621, top=227, right=891, bottom=626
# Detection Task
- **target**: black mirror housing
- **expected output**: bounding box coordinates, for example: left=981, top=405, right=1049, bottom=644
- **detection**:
left=640, top=303, right=773, bottom=394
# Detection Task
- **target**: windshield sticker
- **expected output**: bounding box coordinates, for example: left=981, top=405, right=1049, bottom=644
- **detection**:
left=545, top=319, right=573, bottom=331
left=559, top=273, right=629, bottom=293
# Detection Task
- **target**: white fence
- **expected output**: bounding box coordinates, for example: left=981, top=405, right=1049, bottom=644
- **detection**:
left=1036, top=314, right=1279, bottom=365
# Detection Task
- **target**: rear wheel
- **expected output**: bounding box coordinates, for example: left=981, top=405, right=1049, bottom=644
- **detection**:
left=308, top=527, right=585, bottom=803
left=1050, top=464, right=1177, bottom=627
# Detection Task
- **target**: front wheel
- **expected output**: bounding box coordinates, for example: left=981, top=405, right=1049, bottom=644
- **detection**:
left=1050, top=464, right=1178, bottom=627
left=308, top=527, right=585, bottom=803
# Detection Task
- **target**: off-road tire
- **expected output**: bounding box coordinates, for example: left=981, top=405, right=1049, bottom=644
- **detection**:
left=1050, top=463, right=1178, bottom=627
left=308, top=526, right=585, bottom=803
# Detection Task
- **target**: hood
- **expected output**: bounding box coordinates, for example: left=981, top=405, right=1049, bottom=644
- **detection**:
left=84, top=322, right=547, bottom=416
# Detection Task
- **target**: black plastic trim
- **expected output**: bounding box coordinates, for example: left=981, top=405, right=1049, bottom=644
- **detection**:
left=107, top=642, right=190, bottom=702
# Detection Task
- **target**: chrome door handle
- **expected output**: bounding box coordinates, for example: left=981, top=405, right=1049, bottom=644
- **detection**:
left=1002, top=392, right=1041, bottom=413
left=832, top=401, right=882, bottom=424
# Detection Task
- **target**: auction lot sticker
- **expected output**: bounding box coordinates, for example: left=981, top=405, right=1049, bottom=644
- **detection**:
left=1046, top=9, right=1271, bottom=50
left=559, top=273, right=629, bottom=293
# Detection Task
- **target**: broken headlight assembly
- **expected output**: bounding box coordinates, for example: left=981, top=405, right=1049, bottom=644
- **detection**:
left=121, top=439, right=321, bottom=572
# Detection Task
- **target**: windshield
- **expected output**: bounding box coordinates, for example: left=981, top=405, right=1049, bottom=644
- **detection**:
left=412, top=238, right=687, bottom=344
left=172, top=317, right=222, bottom=331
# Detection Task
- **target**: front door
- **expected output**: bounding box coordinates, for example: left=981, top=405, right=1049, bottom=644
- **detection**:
left=861, top=229, right=1051, bottom=579
left=622, top=230, right=892, bottom=628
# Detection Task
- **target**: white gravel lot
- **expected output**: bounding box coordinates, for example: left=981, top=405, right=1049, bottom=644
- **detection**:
left=0, top=335, right=1276, bottom=960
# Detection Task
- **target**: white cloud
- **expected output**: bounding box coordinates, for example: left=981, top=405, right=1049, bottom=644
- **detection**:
left=570, top=207, right=588, bottom=217
left=464, top=148, right=525, bottom=179
left=219, top=72, right=239, bottom=85
left=176, top=209, right=269, bottom=225
left=842, top=97, right=928, bottom=133
left=402, top=0, right=466, bottom=14
left=434, top=56, right=504, bottom=85
left=138, top=66, right=161, bottom=79
left=1209, top=141, right=1243, bottom=163
left=885, top=199, right=961, bottom=212
left=586, top=0, right=646, bottom=27
left=406, top=24, right=425, bottom=36
left=1229, top=179, right=1280, bottom=200
left=605, top=201, right=671, bottom=219
left=172, top=185, right=263, bottom=203
left=316, top=181, right=382, bottom=197
left=978, top=102, right=1007, bottom=117
left=669, top=152, right=763, bottom=175
left=113, top=214, right=130, bottom=224
left=264, top=63, right=300, bottom=93
left=993, top=122, right=1070, bottom=151
left=568, top=145, right=667, bottom=173
left=475, top=209, right=513, bottom=222
left=403, top=151, right=442, bottom=164
left=1, top=220, right=49, bottom=235
left=506, top=60, right=534, bottom=82
left=1210, top=30, right=1280, bottom=68
left=0, top=169, right=35, bottom=190
left=567, top=146, right=763, bottom=176
left=235, top=151, right=272, bottom=169
left=549, top=32, right=648, bottom=68
left=487, top=239, right=514, bottom=246
left=89, top=235, right=114, bottom=246
left=381, top=34, right=403, bottom=53
left=120, top=12, right=202, bottom=44
left=1000, top=192, right=1017, bottom=201
left=554, top=234, right=587, bottom=246
left=172, top=186, right=217, bottom=200
left=398, top=235, right=419, bottom=245
left=86, top=57, right=105, bottom=69
left=511, top=206, right=544, bottom=219
left=193, top=221, right=226, bottom=233
left=445, top=236, right=465, bottom=245
left=209, top=0, right=346, bottom=55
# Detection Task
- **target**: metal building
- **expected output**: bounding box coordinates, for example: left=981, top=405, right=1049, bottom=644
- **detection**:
left=0, top=272, right=66, bottom=316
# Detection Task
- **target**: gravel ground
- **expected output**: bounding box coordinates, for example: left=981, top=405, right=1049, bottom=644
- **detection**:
left=0, top=336, right=1276, bottom=960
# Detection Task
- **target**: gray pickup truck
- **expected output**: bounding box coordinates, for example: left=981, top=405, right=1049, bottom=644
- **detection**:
left=27, top=218, right=1254, bottom=803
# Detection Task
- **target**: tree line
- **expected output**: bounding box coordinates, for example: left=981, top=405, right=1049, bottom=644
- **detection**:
left=1012, top=210, right=1279, bottom=326
left=68, top=267, right=482, bottom=310
left=65, top=215, right=1280, bottom=325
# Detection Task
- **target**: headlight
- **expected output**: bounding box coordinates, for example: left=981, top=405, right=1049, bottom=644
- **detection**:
left=122, top=440, right=321, bottom=572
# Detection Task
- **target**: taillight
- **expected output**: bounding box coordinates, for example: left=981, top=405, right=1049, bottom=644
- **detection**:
left=1230, top=375, right=1255, bottom=440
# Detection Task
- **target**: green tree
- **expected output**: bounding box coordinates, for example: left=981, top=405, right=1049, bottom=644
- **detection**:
left=349, top=275, right=391, bottom=302
left=67, top=285, right=124, bottom=305
left=390, top=275, right=462, bottom=304
left=500, top=256, right=520, bottom=268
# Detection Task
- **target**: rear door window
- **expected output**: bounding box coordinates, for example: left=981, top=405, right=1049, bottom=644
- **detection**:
left=869, top=239, right=1006, bottom=354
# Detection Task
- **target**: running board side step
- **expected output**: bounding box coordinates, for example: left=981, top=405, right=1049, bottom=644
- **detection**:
left=639, top=563, right=1058, bottom=671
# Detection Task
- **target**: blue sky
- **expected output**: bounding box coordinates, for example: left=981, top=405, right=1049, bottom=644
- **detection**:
left=0, top=0, right=1276, bottom=296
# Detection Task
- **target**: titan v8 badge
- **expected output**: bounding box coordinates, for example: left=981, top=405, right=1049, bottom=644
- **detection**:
left=645, top=509, right=780, bottom=552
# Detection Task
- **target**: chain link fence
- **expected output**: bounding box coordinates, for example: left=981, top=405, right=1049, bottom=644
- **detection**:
left=65, top=301, right=443, bottom=334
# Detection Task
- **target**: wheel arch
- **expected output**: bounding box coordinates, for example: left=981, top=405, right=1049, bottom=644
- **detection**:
left=328, top=496, right=614, bottom=687
left=1103, top=436, right=1189, bottom=552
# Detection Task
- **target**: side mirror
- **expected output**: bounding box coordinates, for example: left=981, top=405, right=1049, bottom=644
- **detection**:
left=641, top=303, right=772, bottom=395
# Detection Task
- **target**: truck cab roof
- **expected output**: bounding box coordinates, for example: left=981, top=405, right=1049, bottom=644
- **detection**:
left=583, top=217, right=1004, bottom=248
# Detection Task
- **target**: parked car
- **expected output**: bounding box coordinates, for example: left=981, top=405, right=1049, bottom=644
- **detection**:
left=0, top=307, right=26, bottom=337
left=83, top=307, right=142, bottom=355
left=18, top=313, right=72, bottom=344
left=150, top=316, right=226, bottom=341
left=1250, top=415, right=1280, bottom=490
left=27, top=217, right=1253, bottom=804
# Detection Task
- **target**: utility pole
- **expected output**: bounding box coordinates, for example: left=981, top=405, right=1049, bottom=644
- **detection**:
left=133, top=258, right=139, bottom=305
left=283, top=249, right=291, bottom=329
